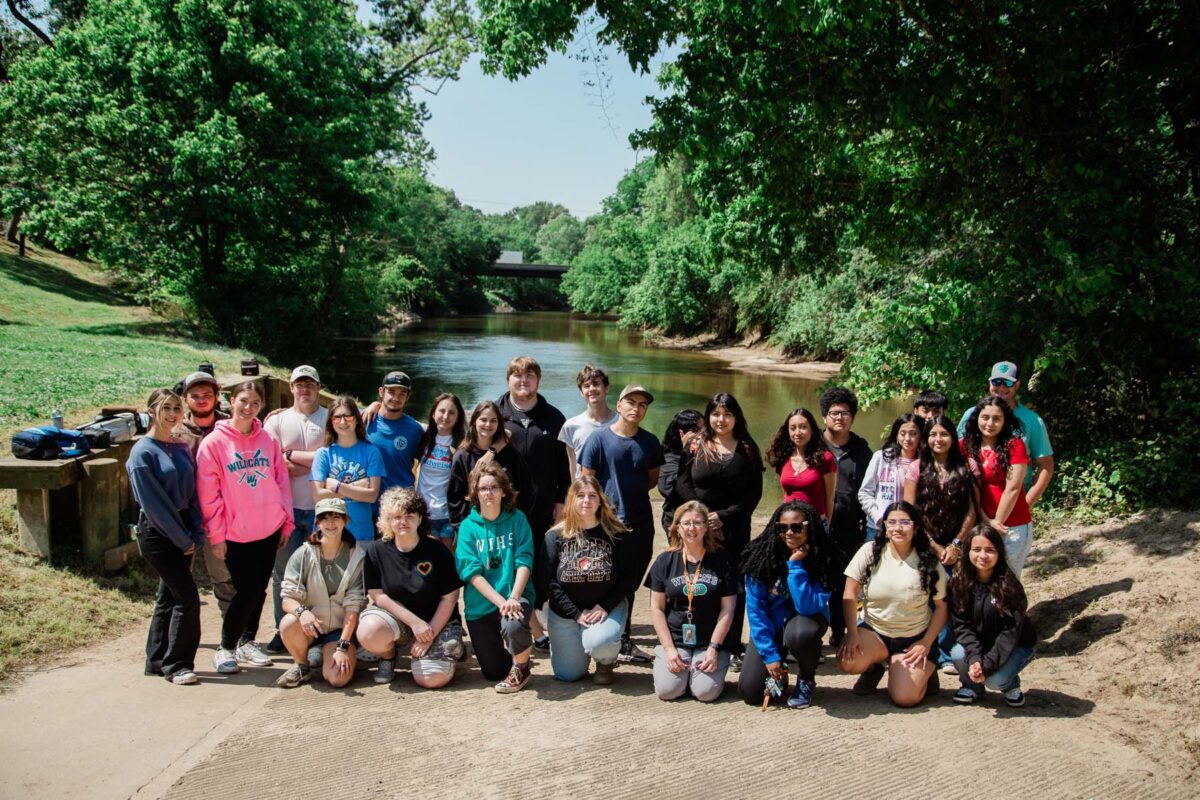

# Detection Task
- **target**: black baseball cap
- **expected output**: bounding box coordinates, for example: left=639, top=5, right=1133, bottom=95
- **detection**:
left=381, top=371, right=412, bottom=389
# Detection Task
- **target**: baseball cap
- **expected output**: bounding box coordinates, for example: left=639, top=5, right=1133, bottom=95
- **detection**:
left=315, top=497, right=348, bottom=518
left=989, top=361, right=1020, bottom=381
left=618, top=384, right=654, bottom=404
left=290, top=365, right=320, bottom=384
left=381, top=371, right=412, bottom=389
left=182, top=371, right=219, bottom=392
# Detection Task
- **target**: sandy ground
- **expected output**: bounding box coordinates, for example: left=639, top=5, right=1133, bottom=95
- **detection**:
left=649, top=332, right=842, bottom=380
left=1, top=508, right=1196, bottom=799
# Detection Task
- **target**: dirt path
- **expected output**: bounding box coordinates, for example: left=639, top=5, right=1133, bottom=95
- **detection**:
left=2, top=511, right=1196, bottom=799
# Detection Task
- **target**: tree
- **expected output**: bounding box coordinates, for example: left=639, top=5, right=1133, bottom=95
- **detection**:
left=534, top=214, right=584, bottom=263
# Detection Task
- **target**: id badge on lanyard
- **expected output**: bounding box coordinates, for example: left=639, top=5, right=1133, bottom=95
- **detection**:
left=680, top=553, right=704, bottom=648
left=681, top=620, right=698, bottom=646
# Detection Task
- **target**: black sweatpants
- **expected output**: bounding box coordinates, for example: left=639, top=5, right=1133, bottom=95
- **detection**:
left=623, top=526, right=655, bottom=639
left=221, top=530, right=281, bottom=650
left=466, top=600, right=533, bottom=681
left=138, top=525, right=201, bottom=679
left=738, top=613, right=828, bottom=704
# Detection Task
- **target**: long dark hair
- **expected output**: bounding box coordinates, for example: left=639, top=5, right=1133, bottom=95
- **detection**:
left=950, top=525, right=1027, bottom=617
left=916, top=416, right=976, bottom=542
left=418, top=393, right=466, bottom=460
left=961, top=396, right=1019, bottom=475
left=864, top=501, right=941, bottom=601
left=663, top=408, right=703, bottom=456
left=880, top=413, right=924, bottom=463
left=766, top=408, right=828, bottom=472
left=696, top=392, right=764, bottom=471
left=739, top=500, right=838, bottom=593
left=462, top=400, right=509, bottom=451
left=323, top=395, right=366, bottom=445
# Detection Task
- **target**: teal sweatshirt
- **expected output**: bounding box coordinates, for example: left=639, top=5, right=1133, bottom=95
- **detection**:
left=454, top=507, right=536, bottom=621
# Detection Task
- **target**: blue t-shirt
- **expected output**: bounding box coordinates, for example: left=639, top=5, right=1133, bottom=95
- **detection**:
left=311, top=441, right=386, bottom=541
left=366, top=414, right=424, bottom=491
left=577, top=426, right=665, bottom=532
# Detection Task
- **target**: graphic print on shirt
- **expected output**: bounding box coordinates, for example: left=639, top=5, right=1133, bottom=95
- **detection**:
left=328, top=452, right=367, bottom=483
left=558, top=536, right=614, bottom=584
left=423, top=442, right=453, bottom=474
left=666, top=570, right=716, bottom=595
left=393, top=434, right=409, bottom=451
left=226, top=449, right=271, bottom=488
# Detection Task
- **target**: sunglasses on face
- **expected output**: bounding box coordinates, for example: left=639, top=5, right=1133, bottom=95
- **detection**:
left=990, top=378, right=1017, bottom=388
left=775, top=522, right=809, bottom=534
left=332, top=413, right=356, bottom=421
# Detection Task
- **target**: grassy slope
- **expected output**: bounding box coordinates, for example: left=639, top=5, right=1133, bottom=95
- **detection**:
left=0, top=240, right=268, bottom=684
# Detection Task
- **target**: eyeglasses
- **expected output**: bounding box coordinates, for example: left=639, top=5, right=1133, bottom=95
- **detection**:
left=332, top=413, right=356, bottom=421
left=884, top=519, right=915, bottom=529
left=990, top=378, right=1017, bottom=388
left=679, top=520, right=708, bottom=529
left=825, top=410, right=852, bottom=418
left=477, top=486, right=502, bottom=494
left=774, top=522, right=809, bottom=534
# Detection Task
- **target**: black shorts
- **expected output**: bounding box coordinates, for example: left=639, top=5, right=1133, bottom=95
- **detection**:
left=859, top=622, right=924, bottom=655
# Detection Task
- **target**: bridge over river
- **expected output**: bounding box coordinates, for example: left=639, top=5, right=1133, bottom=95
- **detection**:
left=480, top=250, right=568, bottom=279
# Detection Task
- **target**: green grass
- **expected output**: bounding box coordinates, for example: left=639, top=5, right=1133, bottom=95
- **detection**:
left=0, top=240, right=259, bottom=436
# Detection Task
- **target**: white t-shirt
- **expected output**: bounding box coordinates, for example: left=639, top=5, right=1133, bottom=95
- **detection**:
left=416, top=433, right=454, bottom=520
left=845, top=542, right=946, bottom=638
left=558, top=410, right=619, bottom=476
left=264, top=406, right=328, bottom=511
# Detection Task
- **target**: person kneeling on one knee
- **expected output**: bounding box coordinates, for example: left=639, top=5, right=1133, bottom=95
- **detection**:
left=837, top=501, right=948, bottom=707
left=358, top=488, right=465, bottom=689
left=647, top=502, right=739, bottom=703
left=277, top=498, right=366, bottom=688
left=542, top=476, right=639, bottom=685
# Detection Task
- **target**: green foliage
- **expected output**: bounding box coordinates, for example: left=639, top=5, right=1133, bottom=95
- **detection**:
left=479, top=201, right=570, bottom=308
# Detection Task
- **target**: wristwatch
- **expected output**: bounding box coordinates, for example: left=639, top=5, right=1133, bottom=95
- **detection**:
left=284, top=449, right=293, bottom=462
left=292, top=605, right=309, bottom=620
left=952, top=538, right=962, bottom=548
left=335, top=640, right=351, bottom=653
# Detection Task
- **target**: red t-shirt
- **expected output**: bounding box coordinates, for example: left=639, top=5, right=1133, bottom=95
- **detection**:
left=963, top=438, right=1031, bottom=527
left=778, top=450, right=837, bottom=516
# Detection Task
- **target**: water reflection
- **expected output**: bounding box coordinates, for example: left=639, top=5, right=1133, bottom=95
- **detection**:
left=324, top=313, right=909, bottom=506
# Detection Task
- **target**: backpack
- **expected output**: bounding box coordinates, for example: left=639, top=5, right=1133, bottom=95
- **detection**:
left=10, top=426, right=92, bottom=460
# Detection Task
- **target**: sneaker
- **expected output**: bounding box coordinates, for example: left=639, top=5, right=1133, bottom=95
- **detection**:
left=787, top=679, right=816, bottom=709
left=729, top=654, right=743, bottom=674
left=618, top=640, right=653, bottom=664
left=234, top=641, right=273, bottom=667
left=307, top=645, right=322, bottom=669
left=356, top=649, right=380, bottom=664
left=851, top=663, right=885, bottom=696
left=495, top=660, right=532, bottom=694
left=941, top=661, right=959, bottom=675
left=455, top=641, right=470, bottom=663
left=592, top=661, right=616, bottom=686
left=374, top=658, right=396, bottom=684
left=274, top=664, right=312, bottom=689
left=953, top=687, right=978, bottom=704
left=170, top=670, right=199, bottom=686
left=532, top=635, right=550, bottom=652
left=444, top=637, right=466, bottom=662
left=213, top=648, right=239, bottom=674
left=1004, top=687, right=1026, bottom=707
left=264, top=634, right=287, bottom=655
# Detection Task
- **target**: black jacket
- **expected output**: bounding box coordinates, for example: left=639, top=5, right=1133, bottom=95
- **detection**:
left=674, top=444, right=764, bottom=554
left=496, top=392, right=570, bottom=533
left=446, top=444, right=534, bottom=527
left=825, top=430, right=873, bottom=551
left=951, top=582, right=1038, bottom=675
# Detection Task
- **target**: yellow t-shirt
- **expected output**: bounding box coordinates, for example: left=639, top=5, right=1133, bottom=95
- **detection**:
left=844, top=542, right=946, bottom=638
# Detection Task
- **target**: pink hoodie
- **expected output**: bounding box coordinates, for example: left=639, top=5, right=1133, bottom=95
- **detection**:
left=196, top=418, right=295, bottom=545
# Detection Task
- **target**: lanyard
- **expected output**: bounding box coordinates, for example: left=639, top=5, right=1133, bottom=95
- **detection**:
left=681, top=551, right=705, bottom=621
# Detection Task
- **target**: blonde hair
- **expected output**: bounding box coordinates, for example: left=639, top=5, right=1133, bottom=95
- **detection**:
left=666, top=501, right=722, bottom=551
left=552, top=475, right=628, bottom=541
left=376, top=487, right=429, bottom=541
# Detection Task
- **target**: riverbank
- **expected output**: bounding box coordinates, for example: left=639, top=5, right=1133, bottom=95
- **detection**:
left=649, top=330, right=842, bottom=381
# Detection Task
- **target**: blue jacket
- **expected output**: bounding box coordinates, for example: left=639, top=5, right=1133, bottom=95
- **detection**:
left=745, top=561, right=831, bottom=665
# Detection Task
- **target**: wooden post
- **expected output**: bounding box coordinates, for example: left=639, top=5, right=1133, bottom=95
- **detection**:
left=80, top=458, right=120, bottom=566
left=16, top=489, right=53, bottom=558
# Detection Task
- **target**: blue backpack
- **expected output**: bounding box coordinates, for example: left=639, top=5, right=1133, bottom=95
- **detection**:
left=10, top=426, right=92, bottom=460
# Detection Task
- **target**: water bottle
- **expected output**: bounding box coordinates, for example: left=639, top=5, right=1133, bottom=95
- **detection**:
left=51, top=408, right=64, bottom=429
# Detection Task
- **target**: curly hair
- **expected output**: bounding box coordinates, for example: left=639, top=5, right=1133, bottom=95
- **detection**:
left=376, top=487, right=431, bottom=541
left=949, top=525, right=1028, bottom=617
left=960, top=396, right=1020, bottom=476
left=915, top=416, right=977, bottom=544
left=819, top=386, right=858, bottom=417
left=765, top=408, right=828, bottom=472
left=466, top=460, right=517, bottom=512
left=739, top=500, right=839, bottom=593
left=862, top=501, right=941, bottom=601
left=665, top=501, right=722, bottom=551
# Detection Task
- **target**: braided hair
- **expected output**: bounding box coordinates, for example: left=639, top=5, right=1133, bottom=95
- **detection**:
left=863, top=501, right=942, bottom=601
left=739, top=500, right=838, bottom=594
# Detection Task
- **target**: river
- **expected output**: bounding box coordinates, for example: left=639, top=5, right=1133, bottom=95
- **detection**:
left=323, top=313, right=908, bottom=507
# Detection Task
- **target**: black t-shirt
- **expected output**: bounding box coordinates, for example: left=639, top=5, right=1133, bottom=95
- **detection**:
left=644, top=548, right=740, bottom=650
left=363, top=537, right=463, bottom=624
left=542, top=525, right=639, bottom=619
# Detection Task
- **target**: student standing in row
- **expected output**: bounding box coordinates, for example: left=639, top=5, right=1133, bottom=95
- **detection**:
left=197, top=380, right=294, bottom=674
left=365, top=371, right=424, bottom=493
left=766, top=408, right=836, bottom=530
left=128, top=388, right=205, bottom=685
left=961, top=396, right=1033, bottom=576
left=311, top=396, right=384, bottom=542
left=579, top=384, right=665, bottom=663
left=558, top=364, right=618, bottom=478
left=415, top=393, right=466, bottom=547
left=858, top=414, right=922, bottom=539
left=447, top=400, right=534, bottom=527
left=912, top=390, right=948, bottom=420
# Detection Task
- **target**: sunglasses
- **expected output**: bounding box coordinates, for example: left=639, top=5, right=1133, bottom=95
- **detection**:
left=990, top=378, right=1017, bottom=388
left=332, top=413, right=356, bottom=421
left=775, top=522, right=809, bottom=534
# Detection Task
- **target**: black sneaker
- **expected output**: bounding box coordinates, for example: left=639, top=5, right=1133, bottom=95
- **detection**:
left=264, top=633, right=287, bottom=655
left=532, top=635, right=550, bottom=653
left=851, top=663, right=885, bottom=695
left=618, top=640, right=653, bottom=664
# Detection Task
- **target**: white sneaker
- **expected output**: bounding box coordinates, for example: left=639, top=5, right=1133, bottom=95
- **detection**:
left=170, top=670, right=199, bottom=685
left=213, top=648, right=239, bottom=674
left=234, top=641, right=273, bottom=667
left=357, top=649, right=380, bottom=664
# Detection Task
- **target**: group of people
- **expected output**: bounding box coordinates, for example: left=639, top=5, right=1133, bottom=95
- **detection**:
left=127, top=356, right=1049, bottom=710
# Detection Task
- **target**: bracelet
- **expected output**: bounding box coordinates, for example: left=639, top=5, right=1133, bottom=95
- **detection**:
left=335, top=640, right=350, bottom=653
left=333, top=479, right=341, bottom=495
left=292, top=605, right=309, bottom=620
left=284, top=449, right=293, bottom=462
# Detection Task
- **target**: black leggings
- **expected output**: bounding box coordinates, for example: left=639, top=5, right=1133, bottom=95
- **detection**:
left=623, top=530, right=654, bottom=639
left=466, top=601, right=533, bottom=681
left=221, top=530, right=281, bottom=650
left=738, top=613, right=828, bottom=704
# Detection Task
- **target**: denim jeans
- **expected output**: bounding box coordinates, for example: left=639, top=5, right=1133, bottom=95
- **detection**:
left=546, top=601, right=627, bottom=681
left=1002, top=523, right=1033, bottom=577
left=933, top=564, right=957, bottom=665
left=429, top=517, right=453, bottom=540
left=272, top=508, right=314, bottom=628
left=950, top=643, right=1035, bottom=693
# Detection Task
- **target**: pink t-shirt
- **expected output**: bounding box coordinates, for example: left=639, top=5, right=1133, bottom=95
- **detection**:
left=778, top=450, right=836, bottom=516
